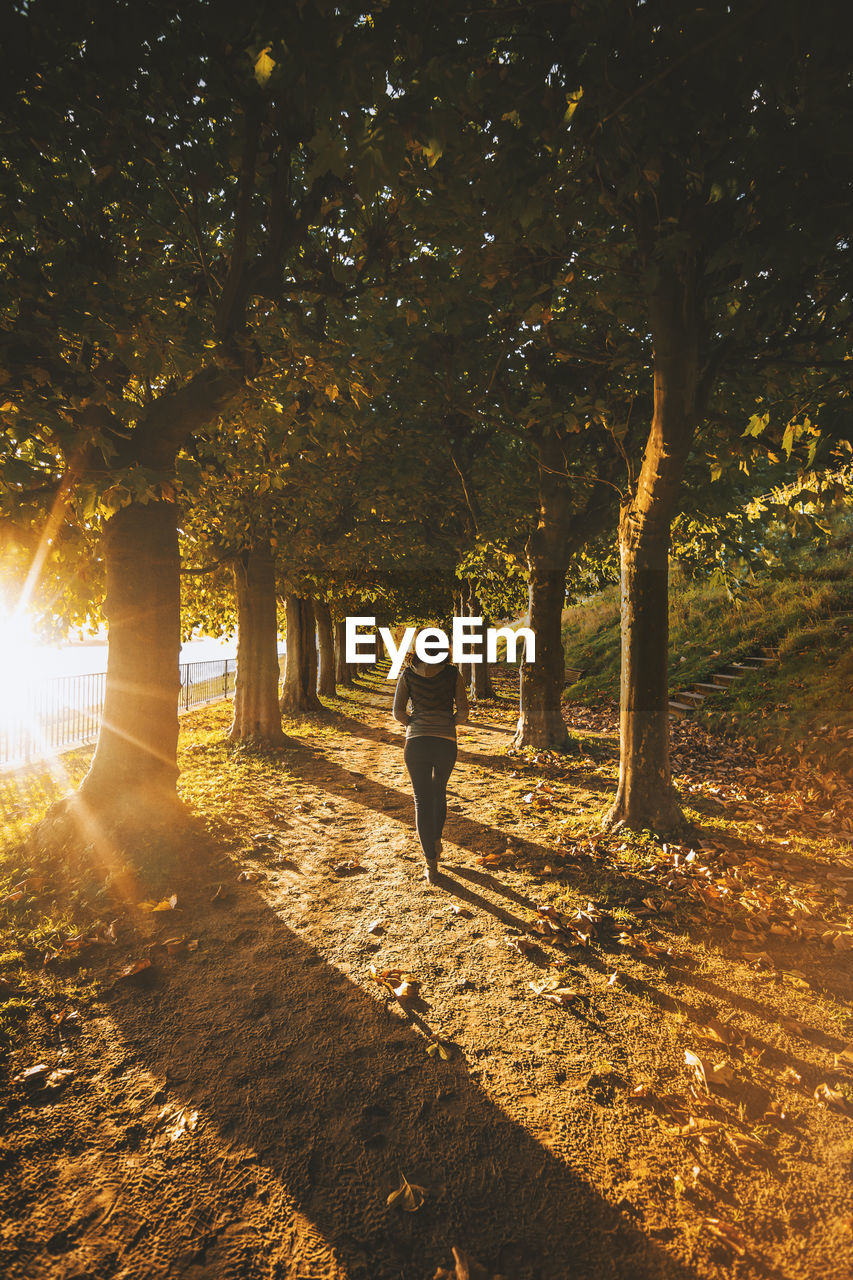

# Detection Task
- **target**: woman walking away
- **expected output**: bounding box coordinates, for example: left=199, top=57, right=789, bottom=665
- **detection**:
left=392, top=651, right=469, bottom=883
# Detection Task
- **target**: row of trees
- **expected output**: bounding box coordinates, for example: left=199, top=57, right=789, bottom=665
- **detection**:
left=1, top=0, right=850, bottom=838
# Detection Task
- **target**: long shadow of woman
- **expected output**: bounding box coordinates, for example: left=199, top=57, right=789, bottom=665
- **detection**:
left=91, top=855, right=701, bottom=1280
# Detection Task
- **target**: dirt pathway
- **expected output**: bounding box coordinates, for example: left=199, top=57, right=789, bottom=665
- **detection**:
left=2, top=674, right=852, bottom=1279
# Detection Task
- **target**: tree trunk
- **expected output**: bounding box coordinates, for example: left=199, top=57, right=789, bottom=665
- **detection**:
left=315, top=598, right=336, bottom=698
left=514, top=563, right=570, bottom=749
left=80, top=500, right=181, bottom=806
left=334, top=618, right=355, bottom=687
left=228, top=544, right=286, bottom=746
left=467, top=585, right=494, bottom=700
left=604, top=263, right=700, bottom=835
left=513, top=435, right=573, bottom=750
left=280, top=595, right=323, bottom=715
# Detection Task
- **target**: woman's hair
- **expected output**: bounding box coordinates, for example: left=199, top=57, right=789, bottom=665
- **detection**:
left=406, top=648, right=451, bottom=669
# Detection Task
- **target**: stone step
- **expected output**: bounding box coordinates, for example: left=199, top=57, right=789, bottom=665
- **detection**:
left=668, top=701, right=695, bottom=718
left=712, top=672, right=745, bottom=685
left=678, top=690, right=706, bottom=704
left=694, top=681, right=730, bottom=694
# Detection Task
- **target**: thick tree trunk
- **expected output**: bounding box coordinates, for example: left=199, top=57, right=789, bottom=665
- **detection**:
left=80, top=500, right=181, bottom=806
left=228, top=544, right=286, bottom=746
left=280, top=595, right=323, bottom=715
left=315, top=598, right=336, bottom=698
left=334, top=618, right=355, bottom=687
left=514, top=435, right=572, bottom=750
left=604, top=264, right=700, bottom=835
left=514, top=564, right=570, bottom=749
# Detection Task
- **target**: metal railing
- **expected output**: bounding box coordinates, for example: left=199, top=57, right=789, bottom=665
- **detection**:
left=0, top=656, right=243, bottom=771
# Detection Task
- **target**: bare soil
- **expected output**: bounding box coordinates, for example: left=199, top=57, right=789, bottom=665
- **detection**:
left=2, top=671, right=853, bottom=1280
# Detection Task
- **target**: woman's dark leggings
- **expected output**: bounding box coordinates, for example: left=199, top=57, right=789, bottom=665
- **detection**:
left=403, top=735, right=458, bottom=862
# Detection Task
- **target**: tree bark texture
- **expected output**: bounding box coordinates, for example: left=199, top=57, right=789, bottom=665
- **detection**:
left=334, top=618, right=355, bottom=687
left=280, top=595, right=322, bottom=715
left=515, top=565, right=569, bottom=749
left=228, top=545, right=286, bottom=745
left=514, top=436, right=573, bottom=750
left=467, top=585, right=494, bottom=700
left=80, top=500, right=181, bottom=805
left=314, top=599, right=336, bottom=698
left=604, top=264, right=700, bottom=834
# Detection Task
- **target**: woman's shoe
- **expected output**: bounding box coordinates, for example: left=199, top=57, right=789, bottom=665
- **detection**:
left=424, top=860, right=440, bottom=884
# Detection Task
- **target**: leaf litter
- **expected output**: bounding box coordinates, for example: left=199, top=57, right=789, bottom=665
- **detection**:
left=4, top=683, right=853, bottom=1279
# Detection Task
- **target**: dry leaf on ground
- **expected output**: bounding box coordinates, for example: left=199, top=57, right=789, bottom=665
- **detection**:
left=703, top=1217, right=749, bottom=1257
left=529, top=977, right=580, bottom=1007
left=434, top=1247, right=508, bottom=1279
left=116, top=959, right=152, bottom=982
left=386, top=1172, right=426, bottom=1212
left=148, top=894, right=179, bottom=911
left=685, top=1049, right=735, bottom=1091
left=12, top=1063, right=49, bottom=1086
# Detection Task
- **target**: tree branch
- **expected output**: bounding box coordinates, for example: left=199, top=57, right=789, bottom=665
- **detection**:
left=215, top=104, right=261, bottom=337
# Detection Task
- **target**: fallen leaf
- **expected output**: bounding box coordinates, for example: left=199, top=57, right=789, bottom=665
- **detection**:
left=13, top=1063, right=49, bottom=1086
left=450, top=904, right=473, bottom=918
left=332, top=860, right=364, bottom=876
left=426, top=1040, right=451, bottom=1060
left=116, top=959, right=152, bottom=982
left=211, top=884, right=226, bottom=904
left=833, top=1045, right=853, bottom=1072
left=237, top=870, right=263, bottom=883
left=167, top=1107, right=199, bottom=1141
left=367, top=919, right=384, bottom=935
left=151, top=894, right=179, bottom=911
left=434, top=1248, right=508, bottom=1280
left=45, top=1068, right=74, bottom=1089
left=696, top=1017, right=735, bottom=1047
left=393, top=980, right=417, bottom=1001
left=506, top=935, right=536, bottom=958
left=703, top=1217, right=748, bottom=1256
left=386, top=1172, right=426, bottom=1212
left=52, top=1008, right=81, bottom=1029
left=685, top=1049, right=735, bottom=1091
left=814, top=1082, right=853, bottom=1113
left=529, top=978, right=580, bottom=1007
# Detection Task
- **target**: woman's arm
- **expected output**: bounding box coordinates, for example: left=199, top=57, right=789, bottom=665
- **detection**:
left=392, top=672, right=411, bottom=725
left=454, top=670, right=470, bottom=725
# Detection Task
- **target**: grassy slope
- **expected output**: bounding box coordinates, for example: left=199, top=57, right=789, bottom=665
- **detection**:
left=562, top=541, right=853, bottom=752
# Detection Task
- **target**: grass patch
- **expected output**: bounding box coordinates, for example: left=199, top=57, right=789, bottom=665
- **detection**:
left=562, top=542, right=852, bottom=754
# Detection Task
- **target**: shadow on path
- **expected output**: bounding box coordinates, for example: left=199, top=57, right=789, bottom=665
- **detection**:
left=102, top=857, right=698, bottom=1280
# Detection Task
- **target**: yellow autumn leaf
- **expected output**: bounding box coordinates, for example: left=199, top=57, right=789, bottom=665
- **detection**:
left=254, top=47, right=276, bottom=86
